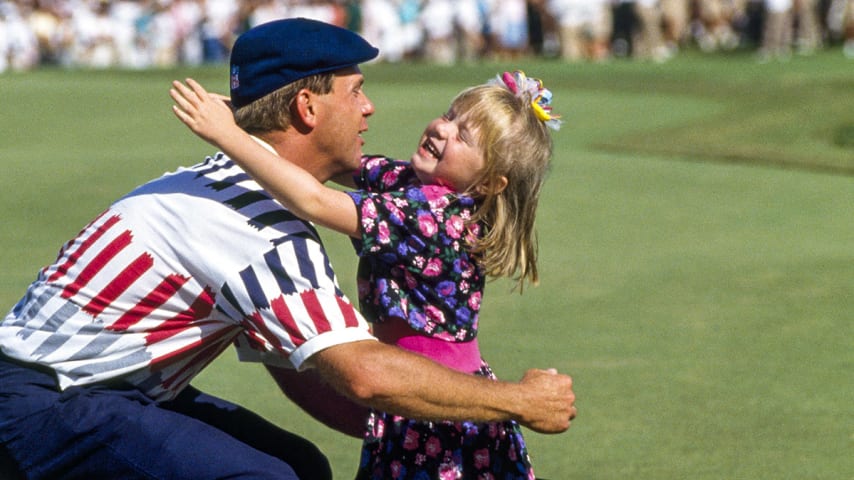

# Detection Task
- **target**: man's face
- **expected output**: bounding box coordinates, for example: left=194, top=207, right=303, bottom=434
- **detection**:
left=314, top=67, right=374, bottom=173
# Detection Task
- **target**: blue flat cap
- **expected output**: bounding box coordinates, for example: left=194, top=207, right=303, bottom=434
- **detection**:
left=229, top=18, right=379, bottom=109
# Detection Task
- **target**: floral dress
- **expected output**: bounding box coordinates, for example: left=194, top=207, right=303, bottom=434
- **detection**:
left=347, top=155, right=535, bottom=480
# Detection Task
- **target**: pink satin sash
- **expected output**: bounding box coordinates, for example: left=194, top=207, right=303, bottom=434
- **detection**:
left=373, top=319, right=482, bottom=373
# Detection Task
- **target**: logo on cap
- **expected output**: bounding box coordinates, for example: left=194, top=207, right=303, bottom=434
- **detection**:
left=231, top=66, right=240, bottom=90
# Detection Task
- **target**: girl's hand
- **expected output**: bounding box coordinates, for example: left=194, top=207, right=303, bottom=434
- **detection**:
left=170, top=78, right=238, bottom=147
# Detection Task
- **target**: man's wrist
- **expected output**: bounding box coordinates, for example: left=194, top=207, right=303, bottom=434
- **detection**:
left=484, top=379, right=528, bottom=424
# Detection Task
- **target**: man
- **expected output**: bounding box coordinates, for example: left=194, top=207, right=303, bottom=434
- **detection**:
left=0, top=18, right=576, bottom=480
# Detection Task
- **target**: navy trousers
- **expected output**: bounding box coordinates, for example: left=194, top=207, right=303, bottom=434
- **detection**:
left=0, top=356, right=331, bottom=480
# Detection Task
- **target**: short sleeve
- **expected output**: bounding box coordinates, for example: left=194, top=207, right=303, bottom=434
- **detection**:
left=221, top=230, right=375, bottom=371
left=355, top=155, right=419, bottom=192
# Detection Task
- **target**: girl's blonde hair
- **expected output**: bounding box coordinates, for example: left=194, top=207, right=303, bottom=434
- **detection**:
left=455, top=84, right=554, bottom=290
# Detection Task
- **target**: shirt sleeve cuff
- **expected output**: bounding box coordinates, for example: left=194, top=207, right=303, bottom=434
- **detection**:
left=235, top=327, right=377, bottom=371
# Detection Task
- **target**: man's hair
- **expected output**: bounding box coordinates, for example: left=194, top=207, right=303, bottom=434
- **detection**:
left=455, top=84, right=553, bottom=291
left=233, top=72, right=336, bottom=135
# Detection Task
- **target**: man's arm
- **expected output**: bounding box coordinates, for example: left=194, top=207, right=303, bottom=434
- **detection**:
left=265, top=364, right=369, bottom=438
left=307, top=340, right=576, bottom=434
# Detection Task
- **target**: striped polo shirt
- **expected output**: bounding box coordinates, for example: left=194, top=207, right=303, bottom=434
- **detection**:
left=0, top=145, right=373, bottom=401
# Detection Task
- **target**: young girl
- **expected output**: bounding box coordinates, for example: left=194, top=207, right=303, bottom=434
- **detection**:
left=171, top=70, right=561, bottom=480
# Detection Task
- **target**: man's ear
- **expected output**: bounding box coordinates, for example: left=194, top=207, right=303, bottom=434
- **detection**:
left=294, top=89, right=317, bottom=128
left=477, top=175, right=508, bottom=196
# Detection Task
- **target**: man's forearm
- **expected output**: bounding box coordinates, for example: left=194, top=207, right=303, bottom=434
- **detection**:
left=311, top=340, right=575, bottom=433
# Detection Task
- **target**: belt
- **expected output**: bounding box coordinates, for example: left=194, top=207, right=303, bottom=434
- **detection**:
left=372, top=319, right=482, bottom=373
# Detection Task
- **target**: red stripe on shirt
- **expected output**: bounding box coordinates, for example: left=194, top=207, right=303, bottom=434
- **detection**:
left=61, top=229, right=133, bottom=299
left=239, top=327, right=272, bottom=353
left=301, top=290, right=332, bottom=334
left=271, top=295, right=307, bottom=348
left=336, top=296, right=361, bottom=328
left=107, top=274, right=191, bottom=332
left=244, top=311, right=286, bottom=352
left=83, top=252, right=154, bottom=317
left=151, top=321, right=232, bottom=367
left=48, top=214, right=121, bottom=283
left=143, top=286, right=215, bottom=344
left=42, top=210, right=110, bottom=278
left=155, top=326, right=236, bottom=389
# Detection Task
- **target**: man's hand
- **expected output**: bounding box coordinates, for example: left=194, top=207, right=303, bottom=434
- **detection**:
left=516, top=368, right=576, bottom=434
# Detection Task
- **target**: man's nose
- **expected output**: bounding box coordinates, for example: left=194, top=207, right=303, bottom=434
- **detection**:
left=361, top=96, right=375, bottom=116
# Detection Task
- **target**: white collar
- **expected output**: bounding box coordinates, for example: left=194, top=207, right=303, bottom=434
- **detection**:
left=249, top=135, right=278, bottom=155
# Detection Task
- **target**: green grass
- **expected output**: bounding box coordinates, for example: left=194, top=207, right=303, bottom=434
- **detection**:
left=1, top=50, right=852, bottom=479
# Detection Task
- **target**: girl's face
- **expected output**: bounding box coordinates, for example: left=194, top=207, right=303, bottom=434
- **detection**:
left=410, top=106, right=485, bottom=193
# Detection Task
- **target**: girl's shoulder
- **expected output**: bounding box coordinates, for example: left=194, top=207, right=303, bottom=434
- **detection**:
left=358, top=155, right=476, bottom=211
left=359, top=154, right=416, bottom=191
left=361, top=154, right=408, bottom=173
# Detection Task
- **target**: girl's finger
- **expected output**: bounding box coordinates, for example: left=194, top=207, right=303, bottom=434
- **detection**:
left=171, top=80, right=200, bottom=107
left=209, top=93, right=232, bottom=107
left=171, top=105, right=193, bottom=126
left=169, top=88, right=194, bottom=114
left=186, top=78, right=209, bottom=101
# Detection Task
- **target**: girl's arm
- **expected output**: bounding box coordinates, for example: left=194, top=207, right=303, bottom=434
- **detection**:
left=170, top=78, right=360, bottom=238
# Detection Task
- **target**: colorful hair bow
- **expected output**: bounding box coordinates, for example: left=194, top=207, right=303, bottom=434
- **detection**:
left=490, top=70, right=563, bottom=131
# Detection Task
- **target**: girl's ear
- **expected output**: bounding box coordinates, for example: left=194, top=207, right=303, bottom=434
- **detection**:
left=477, top=175, right=508, bottom=196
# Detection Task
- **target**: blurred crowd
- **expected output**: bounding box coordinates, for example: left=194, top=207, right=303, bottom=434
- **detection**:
left=1, top=0, right=853, bottom=72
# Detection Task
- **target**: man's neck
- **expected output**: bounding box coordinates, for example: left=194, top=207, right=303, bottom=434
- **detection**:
left=254, top=131, right=332, bottom=183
